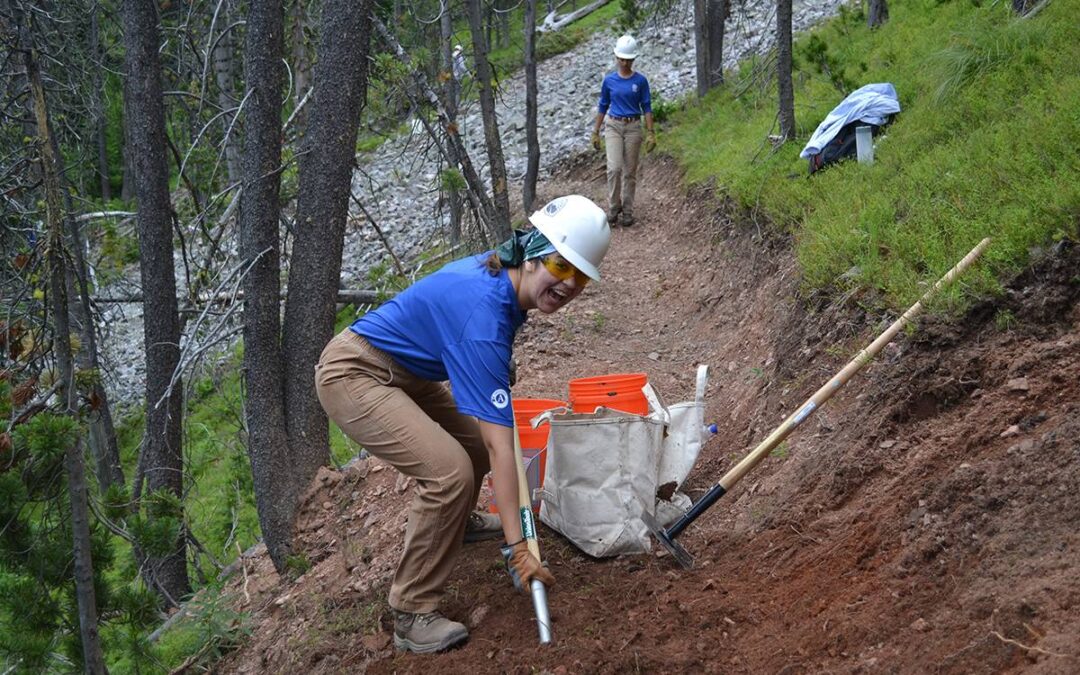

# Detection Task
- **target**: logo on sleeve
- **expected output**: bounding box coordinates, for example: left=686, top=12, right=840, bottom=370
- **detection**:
left=490, top=389, right=509, bottom=409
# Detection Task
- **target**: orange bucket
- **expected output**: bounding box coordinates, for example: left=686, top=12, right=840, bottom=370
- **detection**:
left=568, top=373, right=649, bottom=416
left=488, top=398, right=565, bottom=514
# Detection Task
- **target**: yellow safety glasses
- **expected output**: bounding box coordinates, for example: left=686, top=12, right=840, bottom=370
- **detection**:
left=540, top=253, right=590, bottom=287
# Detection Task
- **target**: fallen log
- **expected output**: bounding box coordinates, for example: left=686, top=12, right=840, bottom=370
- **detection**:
left=539, top=0, right=610, bottom=32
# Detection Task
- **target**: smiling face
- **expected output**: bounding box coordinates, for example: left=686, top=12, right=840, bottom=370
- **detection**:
left=517, top=255, right=588, bottom=314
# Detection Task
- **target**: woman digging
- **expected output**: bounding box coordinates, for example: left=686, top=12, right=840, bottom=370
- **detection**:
left=315, top=195, right=611, bottom=653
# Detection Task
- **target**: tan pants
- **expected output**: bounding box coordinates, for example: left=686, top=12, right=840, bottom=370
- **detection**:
left=315, top=329, right=488, bottom=613
left=604, top=116, right=643, bottom=219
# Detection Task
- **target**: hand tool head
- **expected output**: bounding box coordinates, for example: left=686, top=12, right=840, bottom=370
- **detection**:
left=640, top=510, right=694, bottom=569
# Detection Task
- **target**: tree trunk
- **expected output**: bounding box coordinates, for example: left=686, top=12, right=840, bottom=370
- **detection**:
left=240, top=0, right=293, bottom=573
left=776, top=0, right=796, bottom=141
left=120, top=139, right=135, bottom=202
left=275, top=0, right=374, bottom=573
left=485, top=2, right=494, bottom=55
left=61, top=185, right=125, bottom=492
left=44, top=22, right=127, bottom=491
left=212, top=0, right=243, bottom=185
left=465, top=0, right=512, bottom=240
left=120, top=0, right=190, bottom=604
left=694, top=0, right=708, bottom=97
left=867, top=0, right=889, bottom=28
left=440, top=0, right=463, bottom=242
left=25, top=24, right=109, bottom=672
left=523, top=0, right=540, bottom=214
left=497, top=0, right=511, bottom=48
left=90, top=5, right=110, bottom=201
left=707, top=0, right=727, bottom=88
left=290, top=0, right=313, bottom=132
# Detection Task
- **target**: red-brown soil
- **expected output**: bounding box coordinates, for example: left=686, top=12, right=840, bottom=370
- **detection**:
left=213, top=155, right=1080, bottom=674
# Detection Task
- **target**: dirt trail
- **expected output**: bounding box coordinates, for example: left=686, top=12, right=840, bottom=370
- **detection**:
left=215, top=155, right=1080, bottom=674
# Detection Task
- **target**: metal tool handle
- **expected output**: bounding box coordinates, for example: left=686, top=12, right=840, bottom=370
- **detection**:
left=513, top=419, right=552, bottom=645
left=531, top=579, right=553, bottom=644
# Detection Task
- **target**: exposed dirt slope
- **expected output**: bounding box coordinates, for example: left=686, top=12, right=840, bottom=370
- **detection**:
left=213, top=155, right=1080, bottom=674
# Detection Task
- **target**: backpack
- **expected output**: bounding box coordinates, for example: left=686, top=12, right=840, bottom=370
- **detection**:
left=808, top=116, right=894, bottom=174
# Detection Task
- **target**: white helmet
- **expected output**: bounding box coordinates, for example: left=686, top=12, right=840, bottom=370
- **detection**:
left=613, top=35, right=638, bottom=60
left=528, top=195, right=610, bottom=281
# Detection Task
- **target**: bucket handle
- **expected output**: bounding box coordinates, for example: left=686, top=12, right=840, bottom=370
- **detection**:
left=530, top=407, right=568, bottom=430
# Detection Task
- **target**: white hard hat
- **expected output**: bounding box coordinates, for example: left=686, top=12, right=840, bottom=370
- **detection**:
left=453, top=44, right=463, bottom=54
left=528, top=195, right=610, bottom=281
left=613, top=34, right=638, bottom=60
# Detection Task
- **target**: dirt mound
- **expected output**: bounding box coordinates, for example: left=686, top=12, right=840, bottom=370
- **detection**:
left=214, top=157, right=1080, bottom=673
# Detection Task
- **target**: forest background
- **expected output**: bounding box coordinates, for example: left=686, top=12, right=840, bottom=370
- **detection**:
left=0, top=0, right=1075, bottom=670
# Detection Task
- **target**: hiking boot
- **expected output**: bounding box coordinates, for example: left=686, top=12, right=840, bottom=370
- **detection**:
left=607, top=210, right=621, bottom=226
left=393, top=610, right=469, bottom=654
left=463, top=511, right=502, bottom=543
left=621, top=213, right=635, bottom=227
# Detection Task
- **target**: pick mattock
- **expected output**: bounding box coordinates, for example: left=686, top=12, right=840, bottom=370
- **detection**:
left=513, top=419, right=553, bottom=644
left=643, top=237, right=992, bottom=569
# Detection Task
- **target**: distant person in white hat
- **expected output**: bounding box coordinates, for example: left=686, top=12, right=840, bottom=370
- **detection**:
left=452, top=44, right=468, bottom=81
left=590, top=34, right=655, bottom=228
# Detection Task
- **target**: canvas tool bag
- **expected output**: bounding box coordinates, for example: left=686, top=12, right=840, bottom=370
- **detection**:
left=535, top=366, right=709, bottom=557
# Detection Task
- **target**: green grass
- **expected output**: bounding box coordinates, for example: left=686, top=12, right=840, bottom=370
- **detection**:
left=151, top=590, right=250, bottom=671
left=181, top=355, right=262, bottom=576
left=665, top=0, right=1080, bottom=313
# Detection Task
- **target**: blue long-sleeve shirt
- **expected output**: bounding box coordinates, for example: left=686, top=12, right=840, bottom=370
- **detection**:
left=597, top=71, right=652, bottom=118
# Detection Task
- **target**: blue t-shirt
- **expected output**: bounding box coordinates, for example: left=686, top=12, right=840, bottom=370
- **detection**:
left=350, top=254, right=526, bottom=427
left=597, top=71, right=652, bottom=118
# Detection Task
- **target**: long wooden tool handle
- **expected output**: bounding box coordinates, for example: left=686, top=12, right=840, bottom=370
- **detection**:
left=512, top=419, right=552, bottom=644
left=512, top=420, right=541, bottom=558
left=718, top=237, right=992, bottom=491
left=667, top=238, right=992, bottom=536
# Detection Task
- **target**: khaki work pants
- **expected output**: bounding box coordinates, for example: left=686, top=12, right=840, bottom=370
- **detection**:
left=604, top=116, right=643, bottom=219
left=315, top=329, right=488, bottom=613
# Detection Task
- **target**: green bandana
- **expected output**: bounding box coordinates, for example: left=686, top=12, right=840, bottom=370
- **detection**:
left=494, top=229, right=556, bottom=266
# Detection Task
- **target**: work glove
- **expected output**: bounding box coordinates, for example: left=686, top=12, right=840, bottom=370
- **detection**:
left=591, top=131, right=602, bottom=151
left=500, top=541, right=556, bottom=592
left=644, top=130, right=657, bottom=154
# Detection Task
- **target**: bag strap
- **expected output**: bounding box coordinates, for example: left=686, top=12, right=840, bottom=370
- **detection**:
left=694, top=364, right=709, bottom=404
left=642, top=382, right=670, bottom=425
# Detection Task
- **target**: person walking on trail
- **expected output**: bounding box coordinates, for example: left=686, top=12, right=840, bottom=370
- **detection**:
left=591, top=34, right=656, bottom=228
left=315, top=195, right=611, bottom=654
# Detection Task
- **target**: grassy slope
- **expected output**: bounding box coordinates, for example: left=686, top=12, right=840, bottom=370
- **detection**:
left=665, top=0, right=1080, bottom=311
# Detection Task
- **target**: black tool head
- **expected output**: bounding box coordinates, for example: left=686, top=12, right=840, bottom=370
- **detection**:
left=640, top=510, right=694, bottom=569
